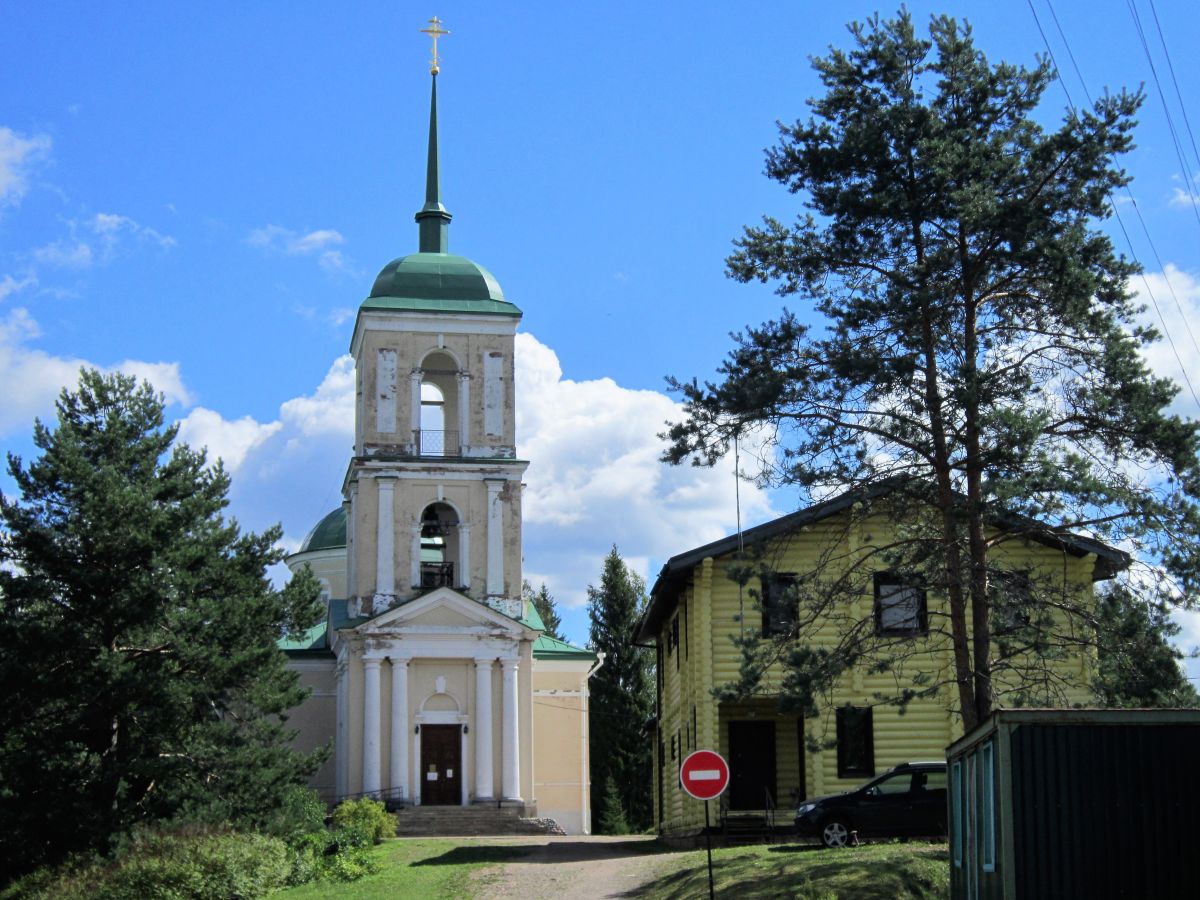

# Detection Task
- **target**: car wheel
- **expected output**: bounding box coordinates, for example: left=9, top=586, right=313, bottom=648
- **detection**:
left=821, top=820, right=852, bottom=849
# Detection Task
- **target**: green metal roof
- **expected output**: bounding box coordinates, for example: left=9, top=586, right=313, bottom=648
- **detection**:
left=365, top=252, right=521, bottom=317
left=299, top=507, right=346, bottom=553
left=522, top=599, right=595, bottom=660
left=533, top=634, right=597, bottom=661
left=279, top=620, right=331, bottom=655
left=519, top=598, right=546, bottom=631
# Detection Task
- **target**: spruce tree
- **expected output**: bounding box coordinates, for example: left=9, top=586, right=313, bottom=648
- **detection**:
left=522, top=579, right=565, bottom=641
left=664, top=11, right=1200, bottom=729
left=587, top=546, right=653, bottom=833
left=1094, top=583, right=1199, bottom=708
left=0, top=370, right=325, bottom=878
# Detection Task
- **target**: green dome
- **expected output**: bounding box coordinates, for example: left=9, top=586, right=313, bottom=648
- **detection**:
left=370, top=252, right=505, bottom=302
left=299, top=507, right=346, bottom=553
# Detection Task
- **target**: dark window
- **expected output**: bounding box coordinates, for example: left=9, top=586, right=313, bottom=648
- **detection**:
left=761, top=573, right=799, bottom=637
left=991, top=570, right=1033, bottom=635
left=671, top=732, right=677, bottom=760
left=655, top=644, right=663, bottom=718
left=874, top=573, right=927, bottom=636
left=672, top=615, right=680, bottom=670
left=836, top=706, right=875, bottom=778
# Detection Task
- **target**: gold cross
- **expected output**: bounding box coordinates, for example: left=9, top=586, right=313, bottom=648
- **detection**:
left=420, top=16, right=450, bottom=75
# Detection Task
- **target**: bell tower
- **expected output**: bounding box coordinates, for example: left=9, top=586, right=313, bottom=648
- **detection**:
left=346, top=25, right=527, bottom=620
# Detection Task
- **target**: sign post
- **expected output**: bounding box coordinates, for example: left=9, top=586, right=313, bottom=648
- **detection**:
left=680, top=749, right=731, bottom=900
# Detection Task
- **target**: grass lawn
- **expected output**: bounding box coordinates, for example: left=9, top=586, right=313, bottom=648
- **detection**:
left=273, top=838, right=532, bottom=900
left=633, top=842, right=950, bottom=900
left=272, top=838, right=948, bottom=899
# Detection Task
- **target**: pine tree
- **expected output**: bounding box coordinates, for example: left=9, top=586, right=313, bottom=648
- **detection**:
left=0, top=370, right=325, bottom=878
left=587, top=546, right=653, bottom=833
left=664, top=12, right=1200, bottom=730
left=522, top=579, right=564, bottom=641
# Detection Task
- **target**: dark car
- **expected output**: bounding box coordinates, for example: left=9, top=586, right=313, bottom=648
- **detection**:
left=794, top=761, right=947, bottom=848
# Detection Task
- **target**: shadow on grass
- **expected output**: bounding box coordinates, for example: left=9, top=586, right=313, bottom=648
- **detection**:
left=413, top=838, right=670, bottom=867
left=411, top=845, right=535, bottom=866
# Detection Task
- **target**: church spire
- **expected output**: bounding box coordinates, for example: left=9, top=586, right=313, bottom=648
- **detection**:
left=415, top=17, right=452, bottom=254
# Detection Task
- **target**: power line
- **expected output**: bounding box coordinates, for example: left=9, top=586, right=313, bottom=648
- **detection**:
left=1147, top=0, right=1200, bottom=177
left=1125, top=0, right=1200, bottom=235
left=1029, top=0, right=1200, bottom=408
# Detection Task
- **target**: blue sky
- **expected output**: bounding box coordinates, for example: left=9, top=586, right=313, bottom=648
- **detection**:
left=3, top=1, right=1199, bottom=677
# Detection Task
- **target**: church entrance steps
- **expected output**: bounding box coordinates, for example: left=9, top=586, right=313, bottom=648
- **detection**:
left=394, top=805, right=565, bottom=837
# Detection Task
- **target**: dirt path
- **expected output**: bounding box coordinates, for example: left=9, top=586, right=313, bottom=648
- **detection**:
left=470, top=835, right=685, bottom=899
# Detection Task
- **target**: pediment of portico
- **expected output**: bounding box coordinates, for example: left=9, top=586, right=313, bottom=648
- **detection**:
left=353, top=587, right=537, bottom=642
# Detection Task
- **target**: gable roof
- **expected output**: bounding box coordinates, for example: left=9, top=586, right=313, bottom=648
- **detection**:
left=278, top=593, right=594, bottom=661
left=636, top=480, right=1130, bottom=643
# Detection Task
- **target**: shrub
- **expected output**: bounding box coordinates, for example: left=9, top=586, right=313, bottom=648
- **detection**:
left=286, top=823, right=379, bottom=885
left=1, top=828, right=291, bottom=900
left=330, top=797, right=395, bottom=844
left=263, top=786, right=328, bottom=846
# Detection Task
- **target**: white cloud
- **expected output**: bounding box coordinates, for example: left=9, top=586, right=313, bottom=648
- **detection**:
left=177, top=408, right=283, bottom=471
left=33, top=239, right=93, bottom=268
left=515, top=332, right=776, bottom=607
left=1131, top=264, right=1200, bottom=419
left=0, top=272, right=37, bottom=300
left=30, top=213, right=175, bottom=270
left=0, top=307, right=193, bottom=436
left=1169, top=186, right=1199, bottom=209
left=279, top=356, right=355, bottom=439
left=90, top=212, right=176, bottom=252
left=0, top=127, right=51, bottom=208
left=248, top=225, right=347, bottom=272
left=168, top=334, right=776, bottom=612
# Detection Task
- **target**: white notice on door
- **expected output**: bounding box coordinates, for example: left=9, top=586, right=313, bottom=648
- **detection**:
left=426, top=772, right=437, bottom=781
left=446, top=769, right=454, bottom=778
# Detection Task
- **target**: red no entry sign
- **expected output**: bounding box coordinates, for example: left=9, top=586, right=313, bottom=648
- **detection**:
left=680, top=749, right=730, bottom=801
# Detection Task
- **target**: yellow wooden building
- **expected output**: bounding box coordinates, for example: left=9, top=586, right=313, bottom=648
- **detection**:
left=636, top=484, right=1128, bottom=836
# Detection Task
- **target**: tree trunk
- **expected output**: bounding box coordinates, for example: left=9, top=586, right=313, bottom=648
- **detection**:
left=918, top=295, right=978, bottom=731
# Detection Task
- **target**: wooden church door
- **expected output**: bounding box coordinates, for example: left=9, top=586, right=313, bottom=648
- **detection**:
left=420, top=725, right=462, bottom=805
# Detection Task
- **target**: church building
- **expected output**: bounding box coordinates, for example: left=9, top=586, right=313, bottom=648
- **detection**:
left=279, top=28, right=599, bottom=835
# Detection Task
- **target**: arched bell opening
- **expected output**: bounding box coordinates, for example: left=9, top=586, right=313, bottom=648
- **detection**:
left=420, top=501, right=461, bottom=589
left=416, top=350, right=460, bottom=456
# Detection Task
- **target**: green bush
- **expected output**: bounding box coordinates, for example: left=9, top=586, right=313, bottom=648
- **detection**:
left=287, top=823, right=379, bottom=884
left=2, top=828, right=291, bottom=900
left=263, top=786, right=328, bottom=846
left=330, top=797, right=396, bottom=844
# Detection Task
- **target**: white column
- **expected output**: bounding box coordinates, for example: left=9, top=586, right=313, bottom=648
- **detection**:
left=474, top=658, right=495, bottom=801
left=458, top=372, right=470, bottom=454
left=458, top=524, right=472, bottom=590
left=501, top=658, right=521, bottom=801
left=375, top=478, right=396, bottom=603
left=409, top=369, right=423, bottom=444
left=410, top=522, right=423, bottom=589
left=485, top=479, right=505, bottom=596
left=389, top=658, right=409, bottom=801
left=362, top=657, right=382, bottom=796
